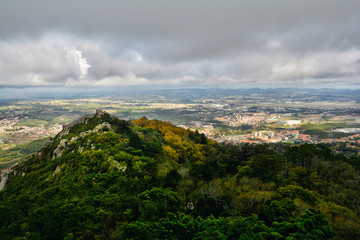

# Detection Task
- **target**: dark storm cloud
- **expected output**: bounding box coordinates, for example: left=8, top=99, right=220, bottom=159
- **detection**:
left=0, top=0, right=359, bottom=87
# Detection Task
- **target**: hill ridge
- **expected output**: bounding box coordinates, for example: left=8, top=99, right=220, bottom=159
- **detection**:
left=0, top=111, right=359, bottom=239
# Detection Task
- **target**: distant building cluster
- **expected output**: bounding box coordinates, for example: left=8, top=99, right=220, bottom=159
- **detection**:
left=0, top=117, right=20, bottom=132
left=0, top=117, right=62, bottom=138
left=321, top=134, right=360, bottom=145
left=215, top=112, right=302, bottom=127
left=211, top=130, right=313, bottom=144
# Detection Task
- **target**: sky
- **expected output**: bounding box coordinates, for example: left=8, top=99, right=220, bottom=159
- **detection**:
left=0, top=0, right=360, bottom=89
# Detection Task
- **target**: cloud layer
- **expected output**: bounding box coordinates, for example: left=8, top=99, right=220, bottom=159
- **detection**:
left=1, top=0, right=359, bottom=88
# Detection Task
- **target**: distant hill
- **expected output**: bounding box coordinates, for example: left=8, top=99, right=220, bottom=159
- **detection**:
left=1, top=110, right=360, bottom=239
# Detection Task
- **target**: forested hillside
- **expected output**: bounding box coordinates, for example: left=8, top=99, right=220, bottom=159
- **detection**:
left=1, top=111, right=360, bottom=239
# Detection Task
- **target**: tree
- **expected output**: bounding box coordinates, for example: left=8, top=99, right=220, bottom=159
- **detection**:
left=138, top=188, right=183, bottom=221
left=248, top=153, right=286, bottom=182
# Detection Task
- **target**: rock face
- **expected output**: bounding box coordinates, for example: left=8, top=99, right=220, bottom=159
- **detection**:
left=52, top=139, right=69, bottom=160
left=53, top=166, right=61, bottom=175
left=0, top=169, right=9, bottom=191
left=0, top=160, right=21, bottom=191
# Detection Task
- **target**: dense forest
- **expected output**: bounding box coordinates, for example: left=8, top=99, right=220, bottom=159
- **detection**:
left=1, top=112, right=360, bottom=239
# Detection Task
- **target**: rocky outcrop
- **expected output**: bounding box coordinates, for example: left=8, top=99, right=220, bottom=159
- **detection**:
left=52, top=139, right=69, bottom=159
left=0, top=169, right=10, bottom=191
left=0, top=161, right=22, bottom=191
left=52, top=122, right=112, bottom=160
left=53, top=165, right=61, bottom=175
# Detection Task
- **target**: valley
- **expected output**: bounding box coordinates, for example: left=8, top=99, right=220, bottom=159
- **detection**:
left=1, top=88, right=360, bottom=168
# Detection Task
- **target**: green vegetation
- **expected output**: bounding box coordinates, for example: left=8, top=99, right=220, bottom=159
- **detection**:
left=324, top=141, right=360, bottom=157
left=300, top=123, right=344, bottom=132
left=0, top=113, right=360, bottom=239
left=299, top=123, right=358, bottom=139
left=0, top=138, right=48, bottom=166
left=15, top=119, right=50, bottom=128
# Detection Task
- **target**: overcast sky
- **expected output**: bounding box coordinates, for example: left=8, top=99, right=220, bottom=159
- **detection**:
left=0, top=0, right=359, bottom=88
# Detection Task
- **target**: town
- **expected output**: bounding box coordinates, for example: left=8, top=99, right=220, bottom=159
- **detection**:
left=0, top=88, right=360, bottom=165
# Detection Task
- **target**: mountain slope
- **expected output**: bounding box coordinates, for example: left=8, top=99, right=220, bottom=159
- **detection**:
left=0, top=111, right=359, bottom=239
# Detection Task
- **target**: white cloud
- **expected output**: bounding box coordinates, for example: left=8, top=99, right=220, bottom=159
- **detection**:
left=66, top=49, right=91, bottom=79
left=0, top=35, right=91, bottom=86
left=270, top=49, right=360, bottom=83
left=0, top=33, right=359, bottom=88
left=0, top=1, right=359, bottom=88
left=266, top=40, right=282, bottom=48
left=94, top=74, right=148, bottom=86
